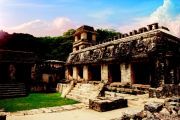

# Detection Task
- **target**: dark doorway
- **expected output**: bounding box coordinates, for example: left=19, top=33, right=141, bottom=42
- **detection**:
left=70, top=67, right=73, bottom=76
left=49, top=76, right=53, bottom=83
left=87, top=32, right=92, bottom=40
left=16, top=64, right=31, bottom=82
left=0, top=63, right=9, bottom=83
left=91, top=65, right=101, bottom=81
left=78, top=67, right=83, bottom=79
left=109, top=64, right=121, bottom=82
left=133, top=62, right=150, bottom=84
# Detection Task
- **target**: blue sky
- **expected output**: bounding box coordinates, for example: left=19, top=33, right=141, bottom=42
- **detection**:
left=0, top=0, right=180, bottom=37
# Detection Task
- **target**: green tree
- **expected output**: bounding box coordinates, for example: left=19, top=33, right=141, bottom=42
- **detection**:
left=95, top=28, right=122, bottom=42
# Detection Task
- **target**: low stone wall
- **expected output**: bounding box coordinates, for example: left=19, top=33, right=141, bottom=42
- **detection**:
left=89, top=97, right=127, bottom=112
left=149, top=84, right=180, bottom=98
left=29, top=84, right=46, bottom=93
left=104, top=84, right=148, bottom=95
left=56, top=83, right=70, bottom=93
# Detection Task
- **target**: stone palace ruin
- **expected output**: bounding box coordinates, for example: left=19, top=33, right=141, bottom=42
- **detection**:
left=56, top=23, right=180, bottom=111
left=65, top=23, right=180, bottom=87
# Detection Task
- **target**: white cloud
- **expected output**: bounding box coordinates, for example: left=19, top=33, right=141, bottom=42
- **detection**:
left=118, top=0, right=180, bottom=38
left=0, top=17, right=77, bottom=37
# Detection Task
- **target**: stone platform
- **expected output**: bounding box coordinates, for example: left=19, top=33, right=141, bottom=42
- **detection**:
left=89, top=97, right=127, bottom=112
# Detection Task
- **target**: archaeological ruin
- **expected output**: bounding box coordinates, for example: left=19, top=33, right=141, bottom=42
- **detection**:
left=0, top=49, right=37, bottom=98
left=56, top=23, right=180, bottom=106
left=65, top=23, right=180, bottom=87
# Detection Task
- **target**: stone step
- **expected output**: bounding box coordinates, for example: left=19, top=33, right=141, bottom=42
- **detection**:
left=81, top=92, right=90, bottom=97
left=0, top=83, right=25, bottom=86
left=0, top=87, right=25, bottom=90
left=0, top=93, right=27, bottom=97
left=0, top=91, right=26, bottom=95
left=81, top=84, right=92, bottom=87
left=0, top=89, right=26, bottom=93
left=70, top=90, right=80, bottom=94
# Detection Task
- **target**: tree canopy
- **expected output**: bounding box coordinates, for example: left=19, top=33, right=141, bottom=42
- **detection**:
left=0, top=28, right=122, bottom=62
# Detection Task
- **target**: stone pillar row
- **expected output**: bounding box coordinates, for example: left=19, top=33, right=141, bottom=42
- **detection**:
left=66, top=62, right=134, bottom=85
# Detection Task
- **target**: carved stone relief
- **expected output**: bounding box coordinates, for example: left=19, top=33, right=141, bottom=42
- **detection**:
left=66, top=36, right=158, bottom=64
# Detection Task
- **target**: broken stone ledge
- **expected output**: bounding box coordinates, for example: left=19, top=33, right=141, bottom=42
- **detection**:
left=89, top=97, right=127, bottom=112
left=149, top=84, right=180, bottom=98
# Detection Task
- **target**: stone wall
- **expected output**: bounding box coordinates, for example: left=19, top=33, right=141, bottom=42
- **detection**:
left=149, top=84, right=180, bottom=98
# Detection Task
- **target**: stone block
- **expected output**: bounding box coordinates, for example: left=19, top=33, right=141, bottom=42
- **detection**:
left=119, top=88, right=125, bottom=93
left=124, top=88, right=133, bottom=93
left=169, top=84, right=175, bottom=97
left=61, top=81, right=74, bottom=98
left=122, top=110, right=143, bottom=119
left=89, top=97, right=127, bottom=112
left=156, top=87, right=163, bottom=98
left=158, top=108, right=170, bottom=119
left=116, top=88, right=121, bottom=93
left=144, top=101, right=163, bottom=113
left=174, top=85, right=179, bottom=97
left=111, top=87, right=116, bottom=92
left=149, top=88, right=156, bottom=98
left=163, top=84, right=170, bottom=98
left=110, top=84, right=117, bottom=87
left=133, top=89, right=141, bottom=95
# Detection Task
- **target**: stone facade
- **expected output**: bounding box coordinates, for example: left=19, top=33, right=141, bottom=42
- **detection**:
left=65, top=23, right=180, bottom=87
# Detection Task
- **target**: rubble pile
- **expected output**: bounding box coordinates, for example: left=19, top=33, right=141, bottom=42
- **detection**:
left=149, top=84, right=180, bottom=98
left=111, top=97, right=180, bottom=120
left=89, top=97, right=127, bottom=112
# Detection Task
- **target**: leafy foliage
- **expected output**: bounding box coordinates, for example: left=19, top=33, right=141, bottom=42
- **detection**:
left=0, top=28, right=122, bottom=62
left=95, top=28, right=121, bottom=42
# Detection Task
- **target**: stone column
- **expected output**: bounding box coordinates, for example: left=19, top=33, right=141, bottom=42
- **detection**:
left=120, top=62, right=132, bottom=85
left=83, top=65, right=88, bottom=81
left=101, top=63, right=108, bottom=83
left=92, top=34, right=96, bottom=41
left=75, top=36, right=78, bottom=41
left=153, top=57, right=165, bottom=87
left=73, top=66, right=78, bottom=80
left=65, top=67, right=73, bottom=80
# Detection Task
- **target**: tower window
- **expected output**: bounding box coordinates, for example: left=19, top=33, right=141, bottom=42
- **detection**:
left=87, top=32, right=92, bottom=41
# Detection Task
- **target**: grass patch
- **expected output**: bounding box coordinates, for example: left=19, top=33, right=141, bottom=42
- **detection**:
left=0, top=93, right=78, bottom=112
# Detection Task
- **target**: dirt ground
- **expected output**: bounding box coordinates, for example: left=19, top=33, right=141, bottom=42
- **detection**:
left=6, top=94, right=164, bottom=120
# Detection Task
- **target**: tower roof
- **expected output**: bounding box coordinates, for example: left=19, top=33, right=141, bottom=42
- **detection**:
left=73, top=25, right=98, bottom=36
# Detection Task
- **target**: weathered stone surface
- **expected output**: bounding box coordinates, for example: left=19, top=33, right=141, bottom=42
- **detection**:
left=0, top=108, right=5, bottom=112
left=155, top=87, right=163, bottom=98
left=144, top=101, right=163, bottom=113
left=122, top=110, right=143, bottom=119
left=159, top=108, right=170, bottom=119
left=61, top=81, right=74, bottom=98
left=89, top=97, right=127, bottom=112
left=61, top=105, right=77, bottom=111
left=163, top=84, right=170, bottom=98
left=149, top=88, right=156, bottom=98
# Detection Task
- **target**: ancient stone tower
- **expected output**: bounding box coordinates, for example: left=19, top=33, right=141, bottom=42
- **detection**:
left=72, top=25, right=98, bottom=52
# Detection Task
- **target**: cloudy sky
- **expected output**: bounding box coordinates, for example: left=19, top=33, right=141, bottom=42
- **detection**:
left=0, top=0, right=180, bottom=37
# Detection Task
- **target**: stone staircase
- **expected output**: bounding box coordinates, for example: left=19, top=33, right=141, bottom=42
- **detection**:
left=0, top=83, right=27, bottom=99
left=66, top=83, right=104, bottom=104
